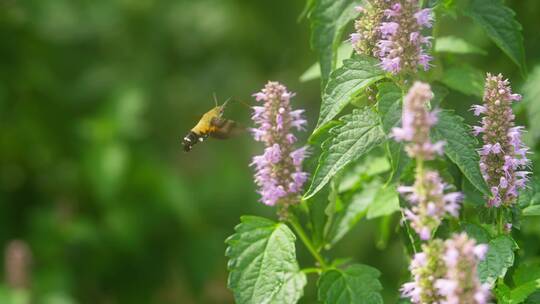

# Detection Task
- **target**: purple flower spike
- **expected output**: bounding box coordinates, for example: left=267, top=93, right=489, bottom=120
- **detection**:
left=393, top=82, right=462, bottom=240
left=250, top=81, right=309, bottom=216
left=392, top=82, right=444, bottom=160
left=436, top=233, right=491, bottom=304
left=350, top=0, right=433, bottom=74
left=402, top=234, right=491, bottom=304
left=376, top=0, right=433, bottom=74
left=401, top=240, right=446, bottom=303
left=399, top=170, right=462, bottom=240
left=351, top=0, right=389, bottom=56
left=472, top=73, right=530, bottom=207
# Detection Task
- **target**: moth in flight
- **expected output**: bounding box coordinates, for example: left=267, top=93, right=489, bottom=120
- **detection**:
left=182, top=96, right=243, bottom=152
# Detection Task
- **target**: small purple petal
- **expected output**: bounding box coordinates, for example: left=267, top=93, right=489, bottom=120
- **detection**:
left=414, top=9, right=433, bottom=27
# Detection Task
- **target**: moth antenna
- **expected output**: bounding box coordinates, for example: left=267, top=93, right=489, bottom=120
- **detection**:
left=213, top=92, right=218, bottom=107
left=221, top=97, right=232, bottom=108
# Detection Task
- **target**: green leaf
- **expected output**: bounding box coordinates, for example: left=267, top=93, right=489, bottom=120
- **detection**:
left=386, top=141, right=412, bottom=183
left=325, top=179, right=382, bottom=247
left=367, top=184, right=400, bottom=219
left=305, top=108, right=386, bottom=200
left=431, top=110, right=490, bottom=196
left=524, top=66, right=540, bottom=145
left=523, top=205, right=540, bottom=217
left=323, top=180, right=343, bottom=238
left=309, top=121, right=342, bottom=145
left=305, top=121, right=340, bottom=249
left=307, top=186, right=332, bottom=250
left=376, top=82, right=415, bottom=183
left=298, top=0, right=316, bottom=22
left=316, top=56, right=386, bottom=130
left=300, top=43, right=354, bottom=82
left=318, top=264, right=383, bottom=304
left=496, top=282, right=513, bottom=304
left=478, top=235, right=517, bottom=285
left=514, top=262, right=540, bottom=286
left=462, top=223, right=491, bottom=244
left=463, top=178, right=486, bottom=207
left=496, top=262, right=540, bottom=304
left=518, top=177, right=540, bottom=209
left=525, top=292, right=540, bottom=304
left=431, top=84, right=450, bottom=108
left=434, top=36, right=487, bottom=55
left=363, top=155, right=391, bottom=176
left=464, top=0, right=526, bottom=76
left=439, top=65, right=485, bottom=97
left=310, top=0, right=360, bottom=85
left=272, top=272, right=309, bottom=304
left=300, top=62, right=325, bottom=84
left=508, top=280, right=540, bottom=304
left=376, top=82, right=402, bottom=133
left=226, top=216, right=306, bottom=304
left=336, top=155, right=389, bottom=193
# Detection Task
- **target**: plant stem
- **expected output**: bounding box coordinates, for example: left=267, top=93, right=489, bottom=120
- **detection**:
left=417, top=157, right=424, bottom=176
left=301, top=267, right=322, bottom=275
left=416, top=157, right=425, bottom=197
left=497, top=209, right=504, bottom=235
left=288, top=215, right=328, bottom=269
left=432, top=6, right=441, bottom=47
left=401, top=209, right=418, bottom=254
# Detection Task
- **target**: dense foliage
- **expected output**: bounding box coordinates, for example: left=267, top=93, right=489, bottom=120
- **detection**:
left=1, top=0, right=540, bottom=303
left=225, top=0, right=540, bottom=303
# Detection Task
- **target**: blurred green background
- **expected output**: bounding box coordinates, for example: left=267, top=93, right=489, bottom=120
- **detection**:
left=0, top=0, right=539, bottom=303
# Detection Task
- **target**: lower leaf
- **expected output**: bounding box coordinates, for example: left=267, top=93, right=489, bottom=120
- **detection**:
left=478, top=235, right=517, bottom=285
left=226, top=216, right=306, bottom=304
left=318, top=264, right=383, bottom=304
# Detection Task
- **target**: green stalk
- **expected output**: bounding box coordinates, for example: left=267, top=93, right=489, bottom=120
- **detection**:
left=288, top=215, right=328, bottom=269
left=497, top=209, right=504, bottom=235
left=416, top=157, right=425, bottom=197
left=301, top=267, right=322, bottom=275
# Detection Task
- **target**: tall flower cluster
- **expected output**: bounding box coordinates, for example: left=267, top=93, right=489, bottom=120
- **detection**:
left=435, top=233, right=491, bottom=304
left=393, top=82, right=461, bottom=240
left=351, top=1, right=388, bottom=56
left=377, top=0, right=433, bottom=74
left=472, top=73, right=530, bottom=207
left=250, top=82, right=309, bottom=213
left=392, top=82, right=444, bottom=160
left=402, top=234, right=490, bottom=303
left=401, top=240, right=446, bottom=303
left=399, top=171, right=462, bottom=240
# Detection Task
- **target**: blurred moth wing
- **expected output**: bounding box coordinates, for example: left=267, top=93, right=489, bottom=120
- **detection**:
left=209, top=117, right=244, bottom=139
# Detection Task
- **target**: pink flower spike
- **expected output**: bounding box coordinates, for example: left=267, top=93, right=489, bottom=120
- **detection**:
left=435, top=234, right=491, bottom=303
left=250, top=82, right=309, bottom=216
left=474, top=73, right=530, bottom=208
left=352, top=0, right=433, bottom=73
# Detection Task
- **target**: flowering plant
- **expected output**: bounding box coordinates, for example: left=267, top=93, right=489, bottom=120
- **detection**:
left=224, top=0, right=538, bottom=303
